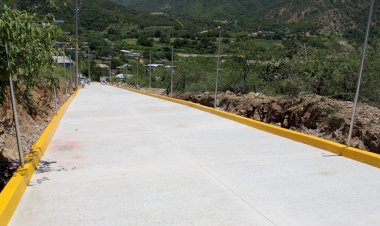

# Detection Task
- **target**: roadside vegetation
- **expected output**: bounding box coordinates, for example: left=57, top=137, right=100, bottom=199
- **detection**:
left=0, top=4, right=69, bottom=191
left=0, top=5, right=65, bottom=103
left=32, top=0, right=378, bottom=107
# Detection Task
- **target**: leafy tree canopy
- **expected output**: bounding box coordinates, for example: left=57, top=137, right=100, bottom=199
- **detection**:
left=0, top=5, right=63, bottom=102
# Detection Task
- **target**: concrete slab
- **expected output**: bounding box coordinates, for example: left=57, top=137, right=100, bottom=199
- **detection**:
left=10, top=84, right=380, bottom=226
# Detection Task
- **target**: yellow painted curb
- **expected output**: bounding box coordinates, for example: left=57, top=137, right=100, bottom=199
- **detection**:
left=0, top=89, right=80, bottom=226
left=116, top=85, right=380, bottom=169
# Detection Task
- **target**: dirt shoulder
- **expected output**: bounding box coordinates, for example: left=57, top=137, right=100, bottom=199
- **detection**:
left=0, top=83, right=71, bottom=191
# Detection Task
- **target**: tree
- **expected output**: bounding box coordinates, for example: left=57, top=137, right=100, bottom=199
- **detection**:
left=229, top=55, right=251, bottom=93
left=159, top=33, right=170, bottom=44
left=137, top=35, right=153, bottom=47
left=154, top=30, right=162, bottom=38
left=0, top=5, right=62, bottom=102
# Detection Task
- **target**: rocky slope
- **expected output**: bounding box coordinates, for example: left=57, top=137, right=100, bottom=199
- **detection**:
left=177, top=91, right=380, bottom=154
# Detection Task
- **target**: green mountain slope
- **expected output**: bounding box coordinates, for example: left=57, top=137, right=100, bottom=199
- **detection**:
left=6, top=0, right=214, bottom=55
left=9, top=0, right=210, bottom=33
left=115, top=0, right=282, bottom=20
left=115, top=0, right=379, bottom=38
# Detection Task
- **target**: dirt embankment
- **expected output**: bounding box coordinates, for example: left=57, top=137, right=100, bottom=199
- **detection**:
left=0, top=84, right=69, bottom=191
left=177, top=91, right=380, bottom=154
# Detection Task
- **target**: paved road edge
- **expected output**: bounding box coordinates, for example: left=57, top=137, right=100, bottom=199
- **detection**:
left=0, top=89, right=80, bottom=226
left=115, top=85, right=380, bottom=169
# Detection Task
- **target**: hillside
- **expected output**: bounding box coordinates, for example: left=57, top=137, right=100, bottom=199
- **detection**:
left=7, top=0, right=214, bottom=56
left=115, top=0, right=379, bottom=38
left=266, top=0, right=379, bottom=36
left=115, top=0, right=282, bottom=20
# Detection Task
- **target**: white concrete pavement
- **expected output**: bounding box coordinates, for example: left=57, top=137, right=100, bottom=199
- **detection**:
left=10, top=84, right=380, bottom=226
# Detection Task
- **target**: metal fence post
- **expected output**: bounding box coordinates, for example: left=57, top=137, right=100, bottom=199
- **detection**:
left=347, top=0, right=375, bottom=147
left=214, top=27, right=222, bottom=108
left=136, top=57, right=139, bottom=87
left=53, top=85, right=58, bottom=114
left=171, top=45, right=174, bottom=98
left=5, top=43, right=24, bottom=167
left=109, top=60, right=112, bottom=84
left=52, top=64, right=58, bottom=115
left=63, top=54, right=68, bottom=96
left=70, top=56, right=74, bottom=92
left=149, top=52, right=152, bottom=91
left=87, top=49, right=91, bottom=83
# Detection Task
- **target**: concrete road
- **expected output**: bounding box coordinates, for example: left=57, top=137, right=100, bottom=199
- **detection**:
left=10, top=84, right=380, bottom=226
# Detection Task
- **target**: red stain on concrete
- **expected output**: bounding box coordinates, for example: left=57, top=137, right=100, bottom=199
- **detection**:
left=52, top=140, right=82, bottom=151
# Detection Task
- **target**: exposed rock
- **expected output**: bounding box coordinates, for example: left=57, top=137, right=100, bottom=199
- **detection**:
left=177, top=91, right=380, bottom=154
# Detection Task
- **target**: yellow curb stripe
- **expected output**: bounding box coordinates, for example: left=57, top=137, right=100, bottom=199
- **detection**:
left=116, top=86, right=380, bottom=169
left=0, top=89, right=80, bottom=226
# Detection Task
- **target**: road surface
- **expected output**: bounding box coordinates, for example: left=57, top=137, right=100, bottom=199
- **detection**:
left=10, top=84, right=380, bottom=226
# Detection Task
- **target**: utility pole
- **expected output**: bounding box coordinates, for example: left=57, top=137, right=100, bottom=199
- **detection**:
left=347, top=0, right=375, bottom=147
left=5, top=43, right=24, bottom=167
left=75, top=0, right=79, bottom=89
left=171, top=45, right=174, bottom=98
left=214, top=26, right=222, bottom=108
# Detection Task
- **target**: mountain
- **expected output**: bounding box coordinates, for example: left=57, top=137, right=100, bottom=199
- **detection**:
left=9, top=0, right=210, bottom=32
left=6, top=0, right=214, bottom=55
left=266, top=0, right=378, bottom=34
left=115, top=0, right=283, bottom=20
left=115, top=0, right=379, bottom=38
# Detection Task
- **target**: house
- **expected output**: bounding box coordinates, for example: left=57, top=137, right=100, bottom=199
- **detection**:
left=116, top=74, right=125, bottom=79
left=53, top=18, right=64, bottom=24
left=96, top=63, right=110, bottom=69
left=127, top=53, right=142, bottom=59
left=52, top=56, right=74, bottom=68
left=145, top=64, right=163, bottom=68
left=116, top=64, right=132, bottom=69
left=156, top=59, right=167, bottom=64
left=120, top=50, right=132, bottom=54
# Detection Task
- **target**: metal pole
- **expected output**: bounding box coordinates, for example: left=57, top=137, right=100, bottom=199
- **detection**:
left=63, top=53, right=67, bottom=95
left=125, top=67, right=127, bottom=84
left=52, top=65, right=58, bottom=115
left=136, top=57, right=139, bottom=87
left=347, top=0, right=375, bottom=146
left=75, top=0, right=79, bottom=89
left=109, top=60, right=112, bottom=84
left=53, top=86, right=58, bottom=114
left=214, top=27, right=222, bottom=108
left=171, top=45, right=174, bottom=98
left=87, top=49, right=91, bottom=83
left=69, top=55, right=73, bottom=92
left=5, top=43, right=24, bottom=167
left=149, top=52, right=152, bottom=91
